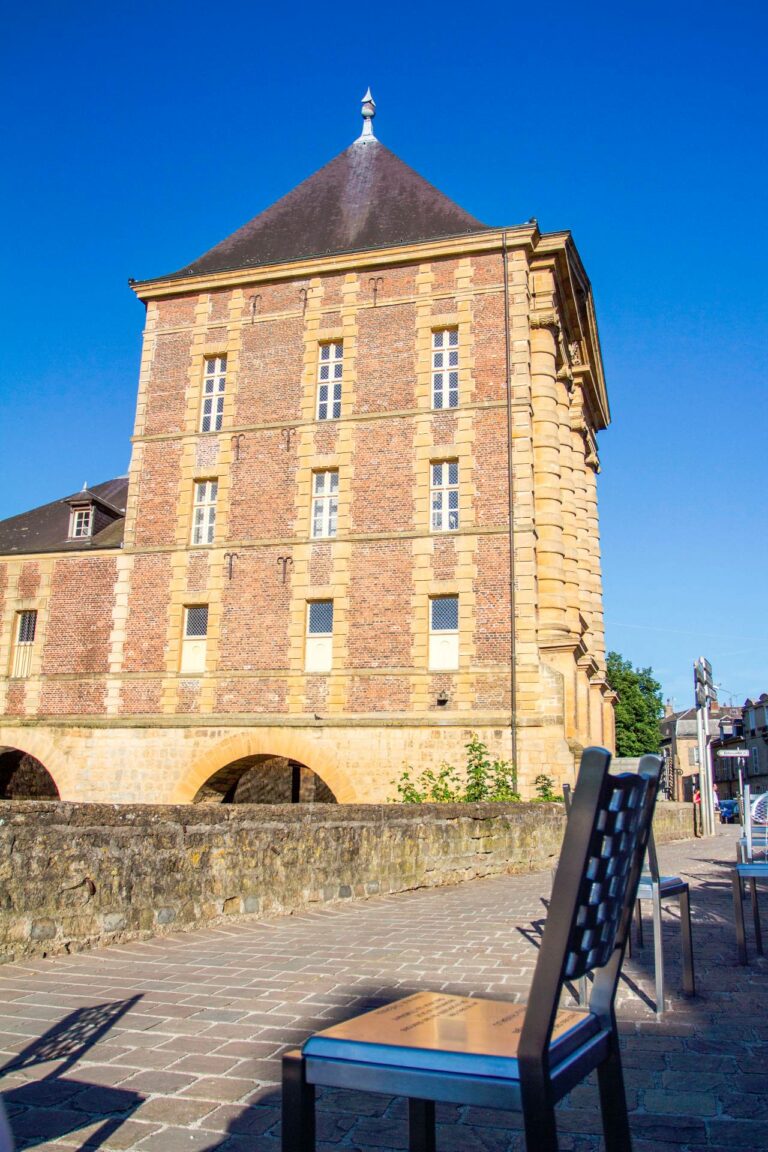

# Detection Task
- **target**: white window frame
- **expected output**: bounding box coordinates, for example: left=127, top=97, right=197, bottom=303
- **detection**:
left=11, top=609, right=37, bottom=678
left=316, top=342, right=343, bottom=421
left=429, top=595, right=459, bottom=671
left=305, top=600, right=333, bottom=673
left=191, top=479, right=218, bottom=546
left=200, top=355, right=227, bottom=433
left=430, top=460, right=459, bottom=532
left=431, top=328, right=459, bottom=410
left=180, top=604, right=209, bottom=674
left=311, top=470, right=339, bottom=539
left=69, top=506, right=92, bottom=539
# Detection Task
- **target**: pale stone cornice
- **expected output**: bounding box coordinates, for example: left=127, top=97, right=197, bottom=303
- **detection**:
left=132, top=226, right=538, bottom=301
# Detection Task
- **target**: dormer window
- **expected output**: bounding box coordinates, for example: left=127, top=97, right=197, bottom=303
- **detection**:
left=69, top=506, right=92, bottom=539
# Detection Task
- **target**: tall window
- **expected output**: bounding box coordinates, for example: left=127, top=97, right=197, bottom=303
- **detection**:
left=432, top=329, right=459, bottom=410
left=180, top=604, right=208, bottom=674
left=430, top=461, right=459, bottom=532
left=305, top=600, right=333, bottom=673
left=317, top=342, right=343, bottom=420
left=11, top=610, right=37, bottom=679
left=200, top=355, right=227, bottom=432
left=429, top=595, right=459, bottom=670
left=69, top=506, right=92, bottom=539
left=191, top=480, right=218, bottom=545
left=311, top=470, right=339, bottom=539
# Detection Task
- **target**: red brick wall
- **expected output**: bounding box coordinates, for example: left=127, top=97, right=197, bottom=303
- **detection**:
left=355, top=304, right=416, bottom=413
left=473, top=408, right=509, bottom=527
left=218, top=549, right=292, bottom=671
left=215, top=677, right=287, bottom=714
left=350, top=422, right=413, bottom=534
left=347, top=540, right=412, bottom=667
left=40, top=680, right=107, bottom=715
left=228, top=430, right=298, bottom=541
left=17, top=563, right=40, bottom=600
left=472, top=294, right=506, bottom=404
left=144, top=332, right=191, bottom=435
left=475, top=535, right=511, bottom=665
left=120, top=680, right=164, bottom=714
left=41, top=557, right=117, bottom=675
left=132, top=441, right=183, bottom=547
left=123, top=554, right=172, bottom=672
left=237, top=320, right=304, bottom=426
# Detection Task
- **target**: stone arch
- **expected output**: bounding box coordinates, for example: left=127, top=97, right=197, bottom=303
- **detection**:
left=192, top=753, right=338, bottom=804
left=175, top=728, right=358, bottom=805
left=0, top=746, right=60, bottom=799
left=0, top=728, right=67, bottom=799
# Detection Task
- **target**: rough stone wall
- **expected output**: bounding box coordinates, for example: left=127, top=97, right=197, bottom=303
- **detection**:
left=0, top=800, right=693, bottom=962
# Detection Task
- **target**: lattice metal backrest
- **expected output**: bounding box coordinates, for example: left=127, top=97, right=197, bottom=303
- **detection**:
left=563, top=772, right=650, bottom=980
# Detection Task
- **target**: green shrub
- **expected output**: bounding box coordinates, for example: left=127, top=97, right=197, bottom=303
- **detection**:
left=533, top=773, right=563, bottom=802
left=391, top=734, right=520, bottom=803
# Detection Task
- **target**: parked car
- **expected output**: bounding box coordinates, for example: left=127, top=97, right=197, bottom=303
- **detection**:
left=719, top=798, right=740, bottom=824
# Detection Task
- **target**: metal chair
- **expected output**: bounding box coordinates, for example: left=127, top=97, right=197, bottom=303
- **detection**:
left=282, top=748, right=662, bottom=1152
left=733, top=784, right=768, bottom=963
left=633, top=829, right=695, bottom=1013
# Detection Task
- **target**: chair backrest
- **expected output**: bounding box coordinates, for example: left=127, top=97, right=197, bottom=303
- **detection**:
left=519, top=748, right=662, bottom=1067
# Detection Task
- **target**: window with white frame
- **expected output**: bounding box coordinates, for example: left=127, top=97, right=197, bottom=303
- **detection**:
left=11, top=610, right=37, bottom=678
left=68, top=506, right=92, bottom=539
left=429, top=595, right=459, bottom=670
left=180, top=604, right=209, bottom=674
left=200, top=355, right=227, bottom=432
left=311, top=470, right=339, bottom=539
left=432, top=329, right=459, bottom=410
left=317, top=342, right=343, bottom=420
left=430, top=460, right=459, bottom=532
left=305, top=600, right=333, bottom=673
left=191, top=480, right=218, bottom=545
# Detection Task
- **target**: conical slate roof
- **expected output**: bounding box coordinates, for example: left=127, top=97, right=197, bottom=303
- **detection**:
left=163, top=136, right=489, bottom=281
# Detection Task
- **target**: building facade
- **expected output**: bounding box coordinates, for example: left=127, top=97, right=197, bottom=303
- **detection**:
left=0, top=97, right=615, bottom=804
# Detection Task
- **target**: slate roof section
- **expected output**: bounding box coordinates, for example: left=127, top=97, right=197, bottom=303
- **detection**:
left=157, top=138, right=490, bottom=282
left=0, top=478, right=128, bottom=556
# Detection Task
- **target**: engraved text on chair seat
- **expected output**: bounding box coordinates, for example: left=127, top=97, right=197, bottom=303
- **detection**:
left=304, top=991, right=602, bottom=1078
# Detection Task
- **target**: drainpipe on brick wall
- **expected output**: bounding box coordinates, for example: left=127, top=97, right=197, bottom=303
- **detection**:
left=502, top=232, right=518, bottom=769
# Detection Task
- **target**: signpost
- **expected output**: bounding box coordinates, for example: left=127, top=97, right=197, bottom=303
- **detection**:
left=694, top=657, right=716, bottom=837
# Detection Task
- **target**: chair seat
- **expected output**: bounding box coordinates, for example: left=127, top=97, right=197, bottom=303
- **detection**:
left=303, top=991, right=601, bottom=1080
left=736, top=861, right=768, bottom=880
left=636, top=874, right=688, bottom=899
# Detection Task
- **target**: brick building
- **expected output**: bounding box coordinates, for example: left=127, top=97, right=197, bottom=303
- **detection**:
left=0, top=94, right=614, bottom=804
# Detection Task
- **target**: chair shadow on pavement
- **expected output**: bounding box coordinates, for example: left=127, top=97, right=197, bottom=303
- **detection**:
left=1, top=996, right=144, bottom=1150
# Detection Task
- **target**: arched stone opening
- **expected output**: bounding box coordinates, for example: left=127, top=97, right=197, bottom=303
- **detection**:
left=192, top=753, right=338, bottom=804
left=0, top=747, right=60, bottom=800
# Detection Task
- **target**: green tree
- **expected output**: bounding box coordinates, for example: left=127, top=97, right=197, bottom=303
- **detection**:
left=605, top=651, right=663, bottom=757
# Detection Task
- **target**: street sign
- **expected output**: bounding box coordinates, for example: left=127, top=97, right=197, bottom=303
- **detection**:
left=717, top=749, right=749, bottom=758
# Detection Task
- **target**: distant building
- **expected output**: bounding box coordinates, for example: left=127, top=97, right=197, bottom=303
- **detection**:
left=660, top=700, right=741, bottom=802
left=0, top=95, right=615, bottom=804
left=710, top=694, right=768, bottom=798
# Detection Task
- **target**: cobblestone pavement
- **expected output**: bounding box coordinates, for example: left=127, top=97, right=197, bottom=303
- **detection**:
left=1, top=827, right=765, bottom=1151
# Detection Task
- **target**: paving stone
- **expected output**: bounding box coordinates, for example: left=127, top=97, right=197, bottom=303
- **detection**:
left=2, top=829, right=761, bottom=1152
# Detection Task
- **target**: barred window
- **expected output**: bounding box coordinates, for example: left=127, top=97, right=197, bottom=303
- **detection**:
left=69, top=506, right=92, bottom=539
left=200, top=355, right=227, bottom=432
left=317, top=342, right=343, bottom=421
left=432, top=329, right=459, bottom=410
left=431, top=596, right=459, bottom=632
left=311, top=470, right=339, bottom=539
left=308, top=600, right=334, bottom=635
left=184, top=605, right=209, bottom=638
left=17, top=610, right=37, bottom=645
left=306, top=600, right=333, bottom=673
left=12, top=610, right=37, bottom=678
left=430, top=461, right=459, bottom=532
left=429, top=595, right=459, bottom=670
left=191, top=480, right=218, bottom=545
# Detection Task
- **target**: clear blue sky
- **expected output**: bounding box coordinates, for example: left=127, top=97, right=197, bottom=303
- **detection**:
left=1, top=0, right=765, bottom=711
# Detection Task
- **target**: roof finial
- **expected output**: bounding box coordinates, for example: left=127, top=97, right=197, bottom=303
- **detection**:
left=357, top=88, right=376, bottom=141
